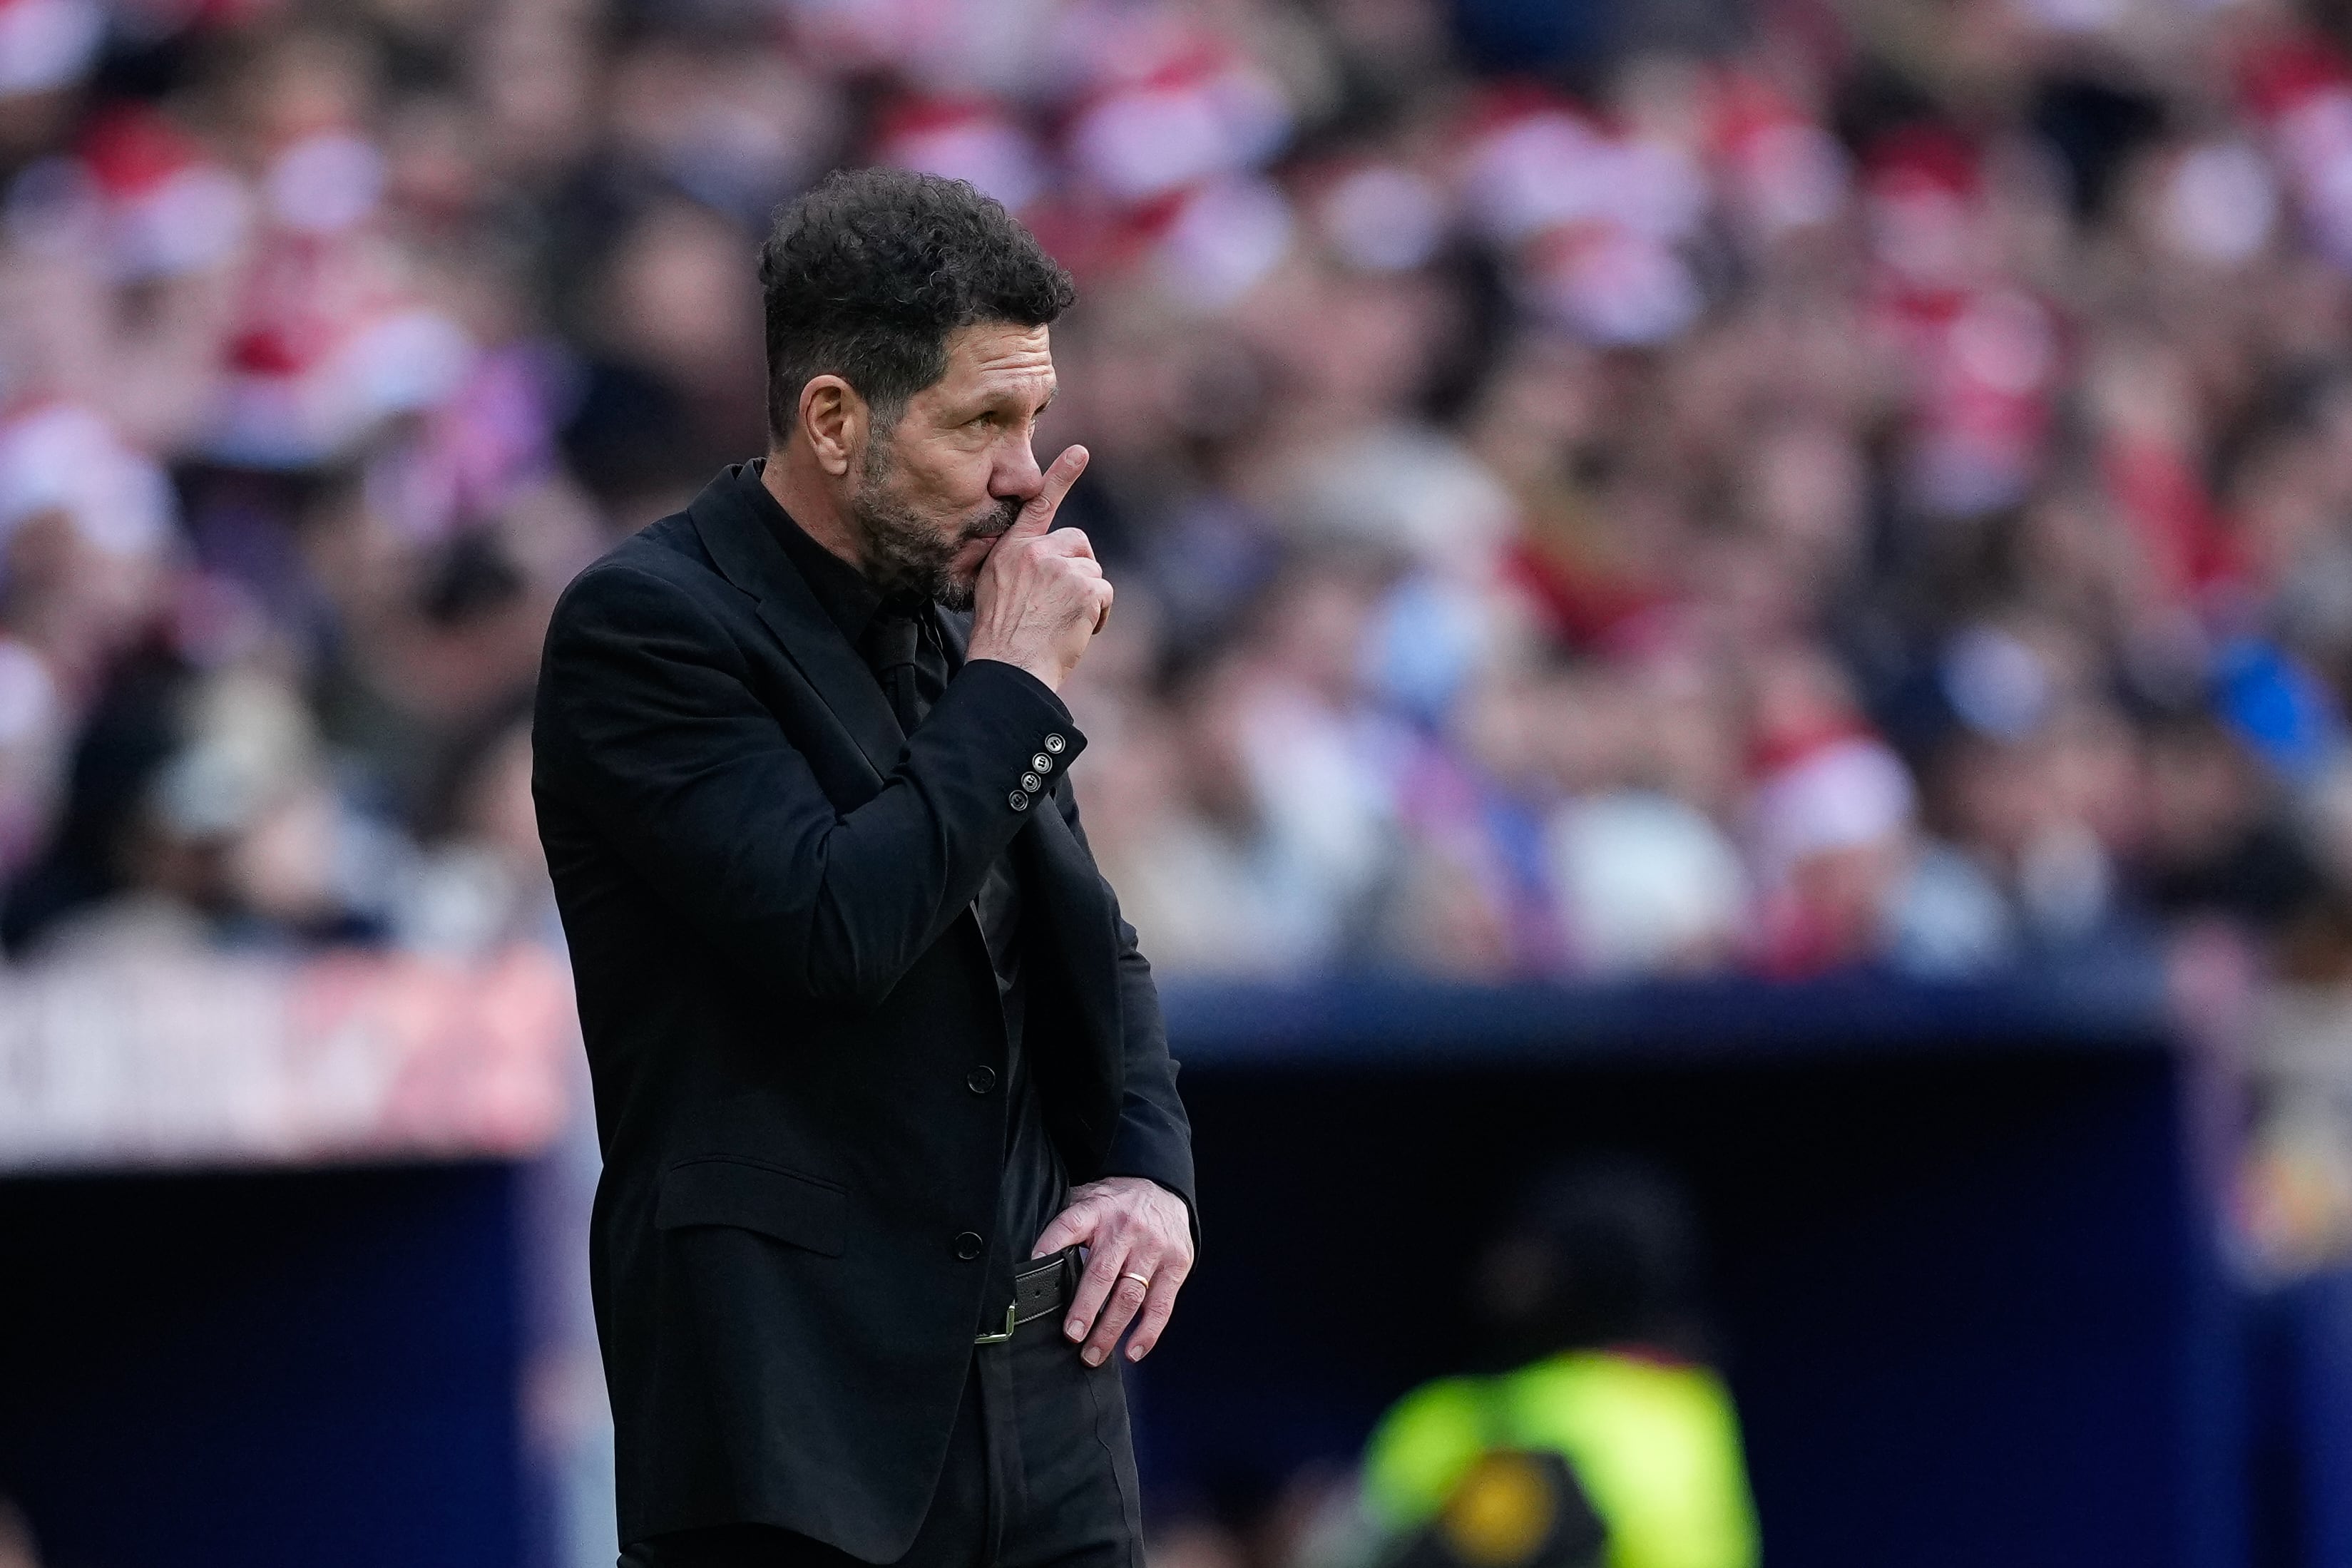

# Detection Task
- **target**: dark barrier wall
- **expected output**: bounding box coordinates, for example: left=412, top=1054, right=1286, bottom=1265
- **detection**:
left=0, top=962, right=2258, bottom=1568
left=0, top=1162, right=526, bottom=1568
left=1133, top=963, right=2245, bottom=1568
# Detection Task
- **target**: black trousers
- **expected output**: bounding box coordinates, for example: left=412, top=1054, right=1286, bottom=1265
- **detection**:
left=619, top=1308, right=1145, bottom=1568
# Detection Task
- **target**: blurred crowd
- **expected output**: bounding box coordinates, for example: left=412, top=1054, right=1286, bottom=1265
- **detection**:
left=6, top=0, right=2352, bottom=986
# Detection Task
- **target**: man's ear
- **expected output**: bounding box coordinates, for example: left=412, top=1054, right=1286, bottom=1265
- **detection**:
left=798, top=375, right=865, bottom=478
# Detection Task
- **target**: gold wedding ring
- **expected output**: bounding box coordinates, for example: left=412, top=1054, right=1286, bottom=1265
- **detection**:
left=1120, top=1269, right=1151, bottom=1288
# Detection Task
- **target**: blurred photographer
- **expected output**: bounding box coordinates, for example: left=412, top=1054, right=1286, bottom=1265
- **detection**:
left=1361, top=1159, right=1757, bottom=1568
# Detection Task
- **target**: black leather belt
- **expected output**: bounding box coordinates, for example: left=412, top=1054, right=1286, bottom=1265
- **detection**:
left=976, top=1245, right=1080, bottom=1344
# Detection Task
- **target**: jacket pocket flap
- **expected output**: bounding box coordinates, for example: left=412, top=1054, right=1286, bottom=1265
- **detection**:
left=655, top=1158, right=847, bottom=1256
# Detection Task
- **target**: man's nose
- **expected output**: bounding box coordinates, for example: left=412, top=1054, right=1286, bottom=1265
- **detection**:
left=993, top=438, right=1045, bottom=502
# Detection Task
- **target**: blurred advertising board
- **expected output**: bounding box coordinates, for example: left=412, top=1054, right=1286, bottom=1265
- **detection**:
left=0, top=943, right=576, bottom=1172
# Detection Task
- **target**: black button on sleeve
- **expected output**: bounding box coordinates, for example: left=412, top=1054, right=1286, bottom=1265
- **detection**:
left=966, top=1065, right=998, bottom=1095
left=954, top=1231, right=985, bottom=1261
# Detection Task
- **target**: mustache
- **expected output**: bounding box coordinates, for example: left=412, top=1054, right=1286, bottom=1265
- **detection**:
left=963, top=498, right=1023, bottom=542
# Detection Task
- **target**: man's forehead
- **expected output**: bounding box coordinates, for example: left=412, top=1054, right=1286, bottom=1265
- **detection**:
left=945, top=321, right=1055, bottom=386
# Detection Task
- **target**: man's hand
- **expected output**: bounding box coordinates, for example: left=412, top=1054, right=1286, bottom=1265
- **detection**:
left=966, top=445, right=1110, bottom=692
left=1032, top=1175, right=1194, bottom=1365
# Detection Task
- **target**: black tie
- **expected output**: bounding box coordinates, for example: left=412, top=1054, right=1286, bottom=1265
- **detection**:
left=862, top=601, right=933, bottom=733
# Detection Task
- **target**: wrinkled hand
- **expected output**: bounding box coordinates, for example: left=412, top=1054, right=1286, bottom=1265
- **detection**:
left=966, top=445, right=1109, bottom=692
left=1031, top=1175, right=1194, bottom=1365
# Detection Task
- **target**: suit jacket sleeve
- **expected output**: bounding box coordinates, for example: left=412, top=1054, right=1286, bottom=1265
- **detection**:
left=1053, top=778, right=1202, bottom=1255
left=535, top=560, right=1075, bottom=1010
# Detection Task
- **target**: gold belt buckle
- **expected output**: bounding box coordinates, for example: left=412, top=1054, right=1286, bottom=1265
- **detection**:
left=974, top=1303, right=1017, bottom=1344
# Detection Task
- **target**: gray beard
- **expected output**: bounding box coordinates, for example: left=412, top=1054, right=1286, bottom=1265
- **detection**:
left=849, top=441, right=1019, bottom=611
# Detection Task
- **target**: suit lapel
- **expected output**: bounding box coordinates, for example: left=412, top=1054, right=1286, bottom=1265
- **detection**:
left=687, top=467, right=904, bottom=790
left=1020, top=796, right=1122, bottom=1165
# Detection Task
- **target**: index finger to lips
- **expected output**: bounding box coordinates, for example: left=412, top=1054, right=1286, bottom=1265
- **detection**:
left=1026, top=445, right=1090, bottom=525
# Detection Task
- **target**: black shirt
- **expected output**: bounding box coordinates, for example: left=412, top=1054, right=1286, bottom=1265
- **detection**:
left=739, top=462, right=1069, bottom=1328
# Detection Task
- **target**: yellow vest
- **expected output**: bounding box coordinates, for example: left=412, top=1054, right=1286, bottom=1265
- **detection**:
left=1361, top=1352, right=1759, bottom=1568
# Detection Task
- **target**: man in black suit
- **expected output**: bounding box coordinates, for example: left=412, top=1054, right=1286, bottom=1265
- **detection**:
left=531, top=168, right=1197, bottom=1568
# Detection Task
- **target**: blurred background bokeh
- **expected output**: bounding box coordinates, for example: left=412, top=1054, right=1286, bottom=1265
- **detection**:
left=11, top=0, right=2352, bottom=1561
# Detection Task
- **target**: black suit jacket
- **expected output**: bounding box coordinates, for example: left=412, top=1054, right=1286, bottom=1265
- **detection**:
left=530, top=466, right=1197, bottom=1559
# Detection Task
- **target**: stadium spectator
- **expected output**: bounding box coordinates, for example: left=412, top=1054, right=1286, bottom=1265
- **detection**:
left=0, top=0, right=2342, bottom=1000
